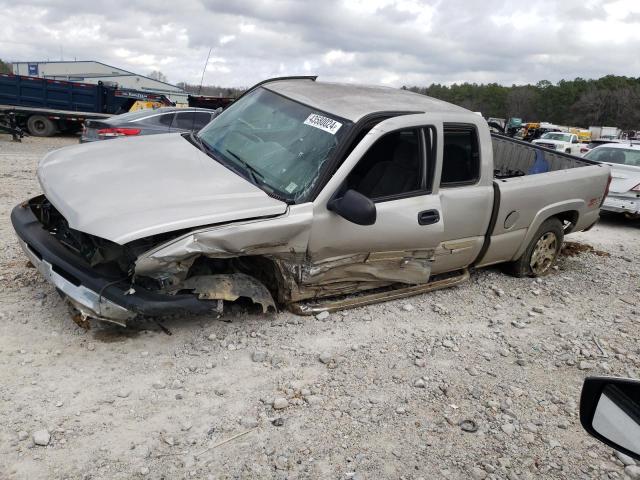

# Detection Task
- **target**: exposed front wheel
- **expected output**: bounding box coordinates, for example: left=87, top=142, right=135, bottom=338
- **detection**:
left=506, top=218, right=564, bottom=277
left=27, top=115, right=57, bottom=137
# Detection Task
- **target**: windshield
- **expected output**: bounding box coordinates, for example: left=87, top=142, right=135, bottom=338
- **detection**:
left=541, top=132, right=571, bottom=142
left=584, top=147, right=640, bottom=166
left=197, top=88, right=351, bottom=202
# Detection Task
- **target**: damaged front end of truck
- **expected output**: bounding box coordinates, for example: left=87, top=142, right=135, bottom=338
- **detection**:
left=12, top=195, right=313, bottom=326
left=13, top=193, right=466, bottom=327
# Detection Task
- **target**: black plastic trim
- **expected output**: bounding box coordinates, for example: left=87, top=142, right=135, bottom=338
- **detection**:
left=232, top=75, right=317, bottom=104
left=471, top=181, right=501, bottom=267
left=418, top=209, right=440, bottom=225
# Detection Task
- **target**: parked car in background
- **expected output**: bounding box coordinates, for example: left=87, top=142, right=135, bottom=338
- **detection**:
left=11, top=77, right=610, bottom=327
left=580, top=139, right=640, bottom=156
left=80, top=107, right=219, bottom=142
left=532, top=132, right=582, bottom=155
left=583, top=143, right=640, bottom=219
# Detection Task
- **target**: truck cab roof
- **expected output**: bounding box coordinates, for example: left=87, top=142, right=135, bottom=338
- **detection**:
left=265, top=79, right=471, bottom=122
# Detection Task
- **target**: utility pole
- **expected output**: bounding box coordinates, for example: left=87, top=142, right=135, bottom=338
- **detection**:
left=198, top=47, right=212, bottom=95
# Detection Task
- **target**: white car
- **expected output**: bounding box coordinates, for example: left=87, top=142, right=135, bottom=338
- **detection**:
left=532, top=132, right=582, bottom=155
left=583, top=143, right=640, bottom=218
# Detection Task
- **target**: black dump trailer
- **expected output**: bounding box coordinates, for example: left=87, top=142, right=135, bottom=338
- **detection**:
left=0, top=73, right=173, bottom=138
left=187, top=94, right=234, bottom=110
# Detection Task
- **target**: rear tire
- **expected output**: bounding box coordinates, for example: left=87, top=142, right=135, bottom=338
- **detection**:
left=506, top=218, right=563, bottom=277
left=27, top=115, right=57, bottom=137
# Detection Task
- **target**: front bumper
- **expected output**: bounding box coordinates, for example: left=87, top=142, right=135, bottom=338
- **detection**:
left=11, top=202, right=216, bottom=325
left=602, top=195, right=640, bottom=215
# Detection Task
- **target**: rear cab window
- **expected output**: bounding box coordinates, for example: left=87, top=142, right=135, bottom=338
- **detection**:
left=440, top=124, right=480, bottom=187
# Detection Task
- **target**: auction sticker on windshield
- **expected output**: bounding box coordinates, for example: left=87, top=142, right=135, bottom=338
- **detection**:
left=304, top=114, right=342, bottom=134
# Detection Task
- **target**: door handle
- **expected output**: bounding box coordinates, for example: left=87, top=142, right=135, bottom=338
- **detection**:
left=418, top=209, right=440, bottom=225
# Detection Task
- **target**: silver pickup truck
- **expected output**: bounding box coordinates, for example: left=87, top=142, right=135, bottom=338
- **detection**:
left=11, top=76, right=611, bottom=326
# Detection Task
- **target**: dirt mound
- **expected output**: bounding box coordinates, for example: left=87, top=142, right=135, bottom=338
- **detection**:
left=561, top=241, right=610, bottom=257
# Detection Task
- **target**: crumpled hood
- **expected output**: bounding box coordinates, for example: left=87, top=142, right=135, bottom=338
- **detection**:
left=37, top=133, right=288, bottom=244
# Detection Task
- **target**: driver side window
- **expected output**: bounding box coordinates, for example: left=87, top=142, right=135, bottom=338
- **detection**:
left=344, top=129, right=424, bottom=201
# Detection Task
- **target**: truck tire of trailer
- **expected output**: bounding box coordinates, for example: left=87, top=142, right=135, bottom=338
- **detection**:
left=26, top=115, right=58, bottom=137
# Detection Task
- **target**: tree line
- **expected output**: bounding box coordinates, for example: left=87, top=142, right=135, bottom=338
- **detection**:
left=403, top=76, right=640, bottom=130
left=0, top=59, right=11, bottom=74
left=175, top=82, right=244, bottom=98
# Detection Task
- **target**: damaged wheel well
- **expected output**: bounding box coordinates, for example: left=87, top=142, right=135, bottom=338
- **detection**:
left=179, top=254, right=290, bottom=306
left=554, top=210, right=579, bottom=234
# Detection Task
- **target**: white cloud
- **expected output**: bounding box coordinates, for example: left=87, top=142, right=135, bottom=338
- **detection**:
left=219, top=34, right=236, bottom=45
left=322, top=50, right=355, bottom=66
left=0, top=0, right=639, bottom=88
left=239, top=23, right=256, bottom=33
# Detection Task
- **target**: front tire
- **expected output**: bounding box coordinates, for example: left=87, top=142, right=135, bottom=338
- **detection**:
left=507, top=218, right=563, bottom=277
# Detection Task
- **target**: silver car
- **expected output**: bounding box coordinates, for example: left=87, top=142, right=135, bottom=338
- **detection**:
left=80, top=107, right=219, bottom=142
left=583, top=143, right=640, bottom=219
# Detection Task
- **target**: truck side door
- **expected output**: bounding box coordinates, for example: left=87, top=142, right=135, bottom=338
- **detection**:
left=432, top=123, right=493, bottom=274
left=305, top=114, right=445, bottom=291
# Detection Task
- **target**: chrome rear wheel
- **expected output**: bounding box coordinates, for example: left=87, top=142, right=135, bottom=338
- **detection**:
left=529, top=232, right=558, bottom=275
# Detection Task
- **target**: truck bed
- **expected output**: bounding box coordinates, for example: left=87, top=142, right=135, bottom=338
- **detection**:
left=477, top=134, right=610, bottom=268
left=491, top=134, right=592, bottom=179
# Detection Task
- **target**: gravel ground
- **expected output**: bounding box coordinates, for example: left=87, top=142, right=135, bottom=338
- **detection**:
left=0, top=134, right=639, bottom=480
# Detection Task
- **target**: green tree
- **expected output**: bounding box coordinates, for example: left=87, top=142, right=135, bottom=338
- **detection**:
left=405, top=75, right=640, bottom=129
left=0, top=59, right=11, bottom=74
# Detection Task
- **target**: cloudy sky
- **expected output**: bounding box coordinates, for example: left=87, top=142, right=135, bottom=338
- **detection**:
left=1, top=0, right=640, bottom=88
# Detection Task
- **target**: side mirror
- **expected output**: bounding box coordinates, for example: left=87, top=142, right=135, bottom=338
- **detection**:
left=580, top=376, right=640, bottom=461
left=327, top=189, right=376, bottom=226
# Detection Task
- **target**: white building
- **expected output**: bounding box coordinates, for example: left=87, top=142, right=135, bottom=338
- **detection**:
left=11, top=60, right=188, bottom=105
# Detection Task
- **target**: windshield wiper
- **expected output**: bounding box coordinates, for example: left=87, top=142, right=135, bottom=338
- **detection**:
left=189, top=131, right=204, bottom=150
left=226, top=149, right=265, bottom=186
left=190, top=132, right=222, bottom=161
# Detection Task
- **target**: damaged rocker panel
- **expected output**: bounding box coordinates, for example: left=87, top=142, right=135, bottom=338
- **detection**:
left=289, top=269, right=470, bottom=315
